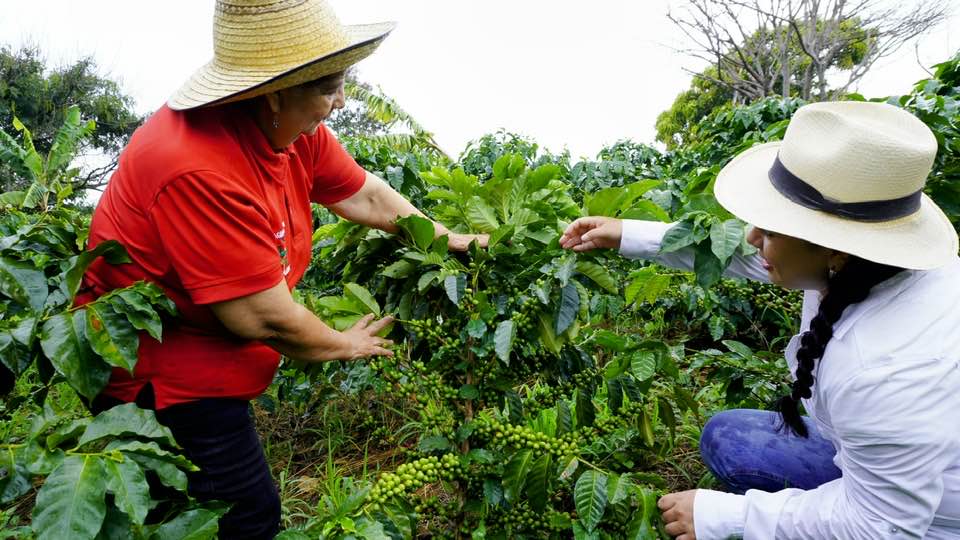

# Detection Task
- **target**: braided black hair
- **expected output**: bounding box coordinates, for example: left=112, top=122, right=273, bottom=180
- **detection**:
left=776, top=256, right=904, bottom=437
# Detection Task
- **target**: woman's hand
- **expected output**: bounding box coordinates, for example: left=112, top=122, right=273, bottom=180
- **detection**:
left=559, top=217, right=623, bottom=252
left=339, top=314, right=395, bottom=360
left=659, top=490, right=697, bottom=540
left=447, top=232, right=489, bottom=251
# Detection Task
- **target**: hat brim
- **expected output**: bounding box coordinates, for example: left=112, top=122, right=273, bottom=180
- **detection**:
left=714, top=141, right=959, bottom=270
left=168, top=22, right=396, bottom=111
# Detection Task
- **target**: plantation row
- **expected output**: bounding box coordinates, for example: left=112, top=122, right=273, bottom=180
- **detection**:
left=0, top=54, right=958, bottom=539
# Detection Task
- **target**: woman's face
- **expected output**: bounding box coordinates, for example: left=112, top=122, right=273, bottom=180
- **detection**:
left=746, top=226, right=842, bottom=290
left=263, top=76, right=346, bottom=148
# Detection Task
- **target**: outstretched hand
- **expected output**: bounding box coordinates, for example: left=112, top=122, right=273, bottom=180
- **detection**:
left=447, top=232, right=489, bottom=252
left=659, top=490, right=697, bottom=540
left=559, top=216, right=623, bottom=252
left=341, top=314, right=395, bottom=360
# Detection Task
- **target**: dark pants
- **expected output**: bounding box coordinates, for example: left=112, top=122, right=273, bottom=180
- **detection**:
left=700, top=408, right=843, bottom=493
left=92, top=387, right=281, bottom=539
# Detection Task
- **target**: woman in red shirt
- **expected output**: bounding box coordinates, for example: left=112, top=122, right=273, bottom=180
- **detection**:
left=81, top=1, right=484, bottom=538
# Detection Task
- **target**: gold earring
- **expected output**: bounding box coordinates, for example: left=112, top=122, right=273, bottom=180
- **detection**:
left=272, top=114, right=280, bottom=129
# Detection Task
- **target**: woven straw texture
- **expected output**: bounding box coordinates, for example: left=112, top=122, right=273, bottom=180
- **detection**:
left=714, top=102, right=958, bottom=270
left=169, top=0, right=394, bottom=110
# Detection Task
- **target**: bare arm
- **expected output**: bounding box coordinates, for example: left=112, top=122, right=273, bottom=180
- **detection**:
left=209, top=280, right=394, bottom=362
left=327, top=170, right=488, bottom=251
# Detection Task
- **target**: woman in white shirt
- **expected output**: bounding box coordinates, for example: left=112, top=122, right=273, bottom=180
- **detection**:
left=560, top=101, right=960, bottom=539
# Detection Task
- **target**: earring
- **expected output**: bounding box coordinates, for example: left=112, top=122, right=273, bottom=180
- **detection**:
left=272, top=114, right=280, bottom=129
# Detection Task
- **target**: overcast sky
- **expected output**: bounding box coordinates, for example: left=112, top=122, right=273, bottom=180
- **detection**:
left=1, top=0, right=957, bottom=159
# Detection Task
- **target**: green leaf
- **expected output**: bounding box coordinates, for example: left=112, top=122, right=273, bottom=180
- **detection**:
left=148, top=508, right=223, bottom=540
left=537, top=313, right=561, bottom=356
left=85, top=302, right=139, bottom=374
left=525, top=454, right=553, bottom=513
left=584, top=187, right=629, bottom=217
left=96, top=503, right=134, bottom=540
left=444, top=274, right=466, bottom=305
left=0, top=462, right=32, bottom=504
left=574, top=470, right=608, bottom=532
left=659, top=221, right=697, bottom=253
left=344, top=283, right=380, bottom=316
left=572, top=520, right=600, bottom=540
left=417, top=270, right=439, bottom=292
left=625, top=487, right=660, bottom=539
left=575, top=388, right=595, bottom=429
left=78, top=403, right=176, bottom=448
left=459, top=384, right=479, bottom=400
left=723, top=339, right=754, bottom=359
left=418, top=435, right=451, bottom=453
left=381, top=260, right=416, bottom=279
left=606, top=473, right=634, bottom=506
left=555, top=400, right=573, bottom=437
left=555, top=282, right=580, bottom=334
left=625, top=267, right=671, bottom=305
left=104, top=441, right=191, bottom=492
left=693, top=242, right=723, bottom=288
left=466, top=319, right=487, bottom=339
left=105, top=458, right=151, bottom=526
left=575, top=261, right=618, bottom=294
left=0, top=256, right=48, bottom=311
left=395, top=215, right=435, bottom=251
left=630, top=350, right=657, bottom=381
left=32, top=455, right=108, bottom=540
left=619, top=200, right=671, bottom=222
left=709, top=219, right=744, bottom=264
left=64, top=241, right=130, bottom=301
left=483, top=479, right=503, bottom=507
left=494, top=320, right=515, bottom=364
left=502, top=450, right=534, bottom=503
left=465, top=196, right=500, bottom=233
left=40, top=311, right=111, bottom=400
left=658, top=396, right=677, bottom=442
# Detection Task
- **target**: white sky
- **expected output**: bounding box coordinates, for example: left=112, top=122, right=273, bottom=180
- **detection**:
left=1, top=0, right=957, bottom=160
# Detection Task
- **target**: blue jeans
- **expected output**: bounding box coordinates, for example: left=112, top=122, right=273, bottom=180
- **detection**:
left=700, top=409, right=842, bottom=493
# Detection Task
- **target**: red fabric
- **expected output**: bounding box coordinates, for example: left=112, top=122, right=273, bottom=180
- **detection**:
left=80, top=103, right=366, bottom=408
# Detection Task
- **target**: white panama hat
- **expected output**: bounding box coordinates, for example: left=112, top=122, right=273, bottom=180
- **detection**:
left=168, top=0, right=395, bottom=111
left=714, top=101, right=958, bottom=270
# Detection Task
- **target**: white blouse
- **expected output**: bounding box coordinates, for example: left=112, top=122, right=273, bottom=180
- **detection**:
left=620, top=219, right=960, bottom=539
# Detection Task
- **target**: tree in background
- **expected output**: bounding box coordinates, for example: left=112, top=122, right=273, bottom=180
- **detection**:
left=667, top=0, right=947, bottom=103
left=656, top=65, right=735, bottom=149
left=0, top=45, right=142, bottom=194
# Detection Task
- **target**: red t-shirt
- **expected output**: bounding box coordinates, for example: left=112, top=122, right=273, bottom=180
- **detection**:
left=80, top=103, right=365, bottom=408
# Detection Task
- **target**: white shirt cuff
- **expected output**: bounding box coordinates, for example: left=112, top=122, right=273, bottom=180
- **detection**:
left=618, top=219, right=675, bottom=259
left=694, top=489, right=746, bottom=539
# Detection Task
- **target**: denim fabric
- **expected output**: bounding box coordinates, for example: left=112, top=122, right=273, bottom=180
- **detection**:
left=700, top=408, right=842, bottom=494
left=92, top=388, right=280, bottom=539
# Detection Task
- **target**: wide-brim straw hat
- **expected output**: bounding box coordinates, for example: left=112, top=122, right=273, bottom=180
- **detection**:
left=168, top=0, right=395, bottom=110
left=714, top=101, right=958, bottom=270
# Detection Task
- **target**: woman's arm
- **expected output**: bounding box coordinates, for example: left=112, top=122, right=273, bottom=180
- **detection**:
left=326, top=170, right=488, bottom=251
left=560, top=217, right=770, bottom=283
left=209, top=280, right=394, bottom=362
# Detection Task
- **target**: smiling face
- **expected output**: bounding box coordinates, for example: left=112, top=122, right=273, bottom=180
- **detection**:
left=259, top=71, right=347, bottom=149
left=746, top=226, right=849, bottom=290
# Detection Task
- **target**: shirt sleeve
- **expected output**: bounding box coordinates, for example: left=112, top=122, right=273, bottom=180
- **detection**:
left=619, top=219, right=770, bottom=283
left=309, top=124, right=367, bottom=205
left=149, top=172, right=285, bottom=305
left=734, top=358, right=960, bottom=539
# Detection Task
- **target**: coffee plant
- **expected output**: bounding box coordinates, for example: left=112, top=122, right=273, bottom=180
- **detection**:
left=0, top=114, right=225, bottom=539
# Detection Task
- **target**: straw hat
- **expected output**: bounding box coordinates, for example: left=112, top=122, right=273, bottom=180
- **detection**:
left=714, top=101, right=958, bottom=270
left=168, top=0, right=395, bottom=110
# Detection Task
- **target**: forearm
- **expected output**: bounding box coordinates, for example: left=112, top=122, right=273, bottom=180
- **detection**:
left=210, top=281, right=350, bottom=363
left=260, top=302, right=351, bottom=363
left=330, top=171, right=442, bottom=234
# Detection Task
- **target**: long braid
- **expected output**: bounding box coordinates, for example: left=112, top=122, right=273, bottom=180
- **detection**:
left=776, top=256, right=904, bottom=437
